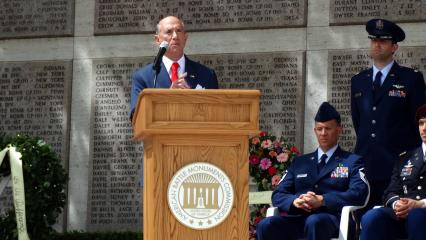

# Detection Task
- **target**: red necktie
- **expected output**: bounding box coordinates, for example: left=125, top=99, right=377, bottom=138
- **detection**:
left=171, top=62, right=179, bottom=82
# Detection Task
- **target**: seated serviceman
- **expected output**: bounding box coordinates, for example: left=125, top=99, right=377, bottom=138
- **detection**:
left=360, top=104, right=426, bottom=240
left=257, top=102, right=369, bottom=240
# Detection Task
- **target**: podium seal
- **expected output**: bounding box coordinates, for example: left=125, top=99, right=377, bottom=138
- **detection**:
left=167, top=162, right=234, bottom=230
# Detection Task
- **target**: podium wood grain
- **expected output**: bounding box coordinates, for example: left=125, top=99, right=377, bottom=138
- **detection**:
left=133, top=89, right=259, bottom=240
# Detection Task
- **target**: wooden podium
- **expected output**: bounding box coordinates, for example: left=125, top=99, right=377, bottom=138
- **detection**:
left=132, top=89, right=260, bottom=240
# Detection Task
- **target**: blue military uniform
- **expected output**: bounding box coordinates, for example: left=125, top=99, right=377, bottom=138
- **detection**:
left=257, top=102, right=369, bottom=240
left=351, top=19, right=426, bottom=206
left=360, top=147, right=426, bottom=240
left=129, top=55, right=218, bottom=118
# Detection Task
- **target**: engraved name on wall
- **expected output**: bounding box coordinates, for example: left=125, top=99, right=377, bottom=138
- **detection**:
left=330, top=0, right=426, bottom=25
left=0, top=0, right=75, bottom=39
left=95, top=0, right=307, bottom=34
left=0, top=60, right=72, bottom=214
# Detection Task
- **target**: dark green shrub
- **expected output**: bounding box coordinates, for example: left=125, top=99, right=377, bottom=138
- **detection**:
left=0, top=134, right=68, bottom=240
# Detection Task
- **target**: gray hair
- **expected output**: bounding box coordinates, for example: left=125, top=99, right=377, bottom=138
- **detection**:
left=155, top=16, right=185, bottom=34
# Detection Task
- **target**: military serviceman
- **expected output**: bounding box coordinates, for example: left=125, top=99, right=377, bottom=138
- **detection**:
left=351, top=18, right=426, bottom=207
left=360, top=104, right=426, bottom=240
left=257, top=102, right=369, bottom=240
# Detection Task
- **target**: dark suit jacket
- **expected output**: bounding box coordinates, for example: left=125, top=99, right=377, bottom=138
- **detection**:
left=351, top=62, right=425, bottom=181
left=272, top=147, right=369, bottom=217
left=129, top=55, right=218, bottom=118
left=384, top=147, right=426, bottom=207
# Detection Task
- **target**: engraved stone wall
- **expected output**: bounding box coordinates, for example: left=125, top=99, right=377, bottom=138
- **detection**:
left=193, top=52, right=305, bottom=149
left=330, top=0, right=426, bottom=25
left=0, top=0, right=75, bottom=39
left=94, top=0, right=307, bottom=34
left=0, top=60, right=72, bottom=214
left=328, top=47, right=426, bottom=151
left=88, top=59, right=149, bottom=231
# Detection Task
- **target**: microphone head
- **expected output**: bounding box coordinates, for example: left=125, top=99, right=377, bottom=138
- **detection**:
left=159, top=41, right=169, bottom=49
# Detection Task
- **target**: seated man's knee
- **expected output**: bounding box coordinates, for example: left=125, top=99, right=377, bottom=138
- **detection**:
left=407, top=208, right=426, bottom=225
left=361, top=208, right=386, bottom=228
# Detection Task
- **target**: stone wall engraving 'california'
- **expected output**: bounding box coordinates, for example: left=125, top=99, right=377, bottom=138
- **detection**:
left=0, top=60, right=72, bottom=215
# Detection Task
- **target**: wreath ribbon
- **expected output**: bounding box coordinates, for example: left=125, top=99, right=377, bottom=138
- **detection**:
left=0, top=145, right=30, bottom=240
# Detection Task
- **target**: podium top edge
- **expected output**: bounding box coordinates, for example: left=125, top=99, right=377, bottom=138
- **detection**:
left=140, top=89, right=261, bottom=96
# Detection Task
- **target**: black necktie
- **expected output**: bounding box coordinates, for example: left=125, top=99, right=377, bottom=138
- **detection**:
left=318, top=154, right=327, bottom=172
left=373, top=71, right=382, bottom=95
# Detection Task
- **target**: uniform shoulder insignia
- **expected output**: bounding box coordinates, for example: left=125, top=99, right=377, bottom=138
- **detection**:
left=399, top=151, right=407, bottom=157
left=414, top=69, right=419, bottom=72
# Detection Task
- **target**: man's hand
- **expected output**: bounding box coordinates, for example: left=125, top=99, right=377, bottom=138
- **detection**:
left=293, top=192, right=324, bottom=212
left=394, top=198, right=424, bottom=219
left=293, top=194, right=311, bottom=212
left=302, top=191, right=324, bottom=210
left=170, top=72, right=190, bottom=89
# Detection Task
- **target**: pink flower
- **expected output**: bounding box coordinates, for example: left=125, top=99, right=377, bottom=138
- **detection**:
left=259, top=158, right=272, bottom=170
left=272, top=175, right=282, bottom=187
left=261, top=139, right=273, bottom=149
left=249, top=155, right=260, bottom=165
left=251, top=137, right=260, bottom=145
left=277, top=152, right=289, bottom=163
left=269, top=151, right=277, bottom=158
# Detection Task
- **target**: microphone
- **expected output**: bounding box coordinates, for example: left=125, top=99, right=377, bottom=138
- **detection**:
left=152, top=41, right=169, bottom=73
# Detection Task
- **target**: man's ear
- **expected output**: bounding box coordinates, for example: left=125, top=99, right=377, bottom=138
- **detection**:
left=392, top=43, right=399, bottom=53
left=154, top=35, right=160, bottom=45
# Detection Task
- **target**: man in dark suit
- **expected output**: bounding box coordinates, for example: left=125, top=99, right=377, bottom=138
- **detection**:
left=360, top=104, right=426, bottom=240
left=257, top=102, right=369, bottom=240
left=129, top=16, right=218, bottom=119
left=351, top=18, right=425, bottom=207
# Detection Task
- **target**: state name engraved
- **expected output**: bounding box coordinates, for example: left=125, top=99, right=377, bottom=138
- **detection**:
left=95, top=0, right=307, bottom=34
left=328, top=47, right=426, bottom=150
left=193, top=52, right=305, bottom=149
left=0, top=60, right=72, bottom=214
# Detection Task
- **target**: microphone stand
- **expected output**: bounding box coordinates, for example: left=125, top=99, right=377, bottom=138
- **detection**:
left=153, top=64, right=161, bottom=88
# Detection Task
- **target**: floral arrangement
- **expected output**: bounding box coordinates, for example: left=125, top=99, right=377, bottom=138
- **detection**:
left=248, top=131, right=300, bottom=239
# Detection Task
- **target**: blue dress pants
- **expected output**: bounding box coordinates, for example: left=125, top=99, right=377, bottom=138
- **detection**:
left=256, top=213, right=339, bottom=240
left=360, top=207, right=426, bottom=240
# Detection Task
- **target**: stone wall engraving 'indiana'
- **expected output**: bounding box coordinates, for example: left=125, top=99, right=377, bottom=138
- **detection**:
left=94, top=0, right=307, bottom=34
left=0, top=60, right=72, bottom=215
left=330, top=0, right=426, bottom=25
left=0, top=0, right=75, bottom=39
left=328, top=47, right=426, bottom=151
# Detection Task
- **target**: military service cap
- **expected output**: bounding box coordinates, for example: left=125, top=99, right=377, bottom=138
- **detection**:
left=366, top=18, right=405, bottom=42
left=315, top=102, right=341, bottom=124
